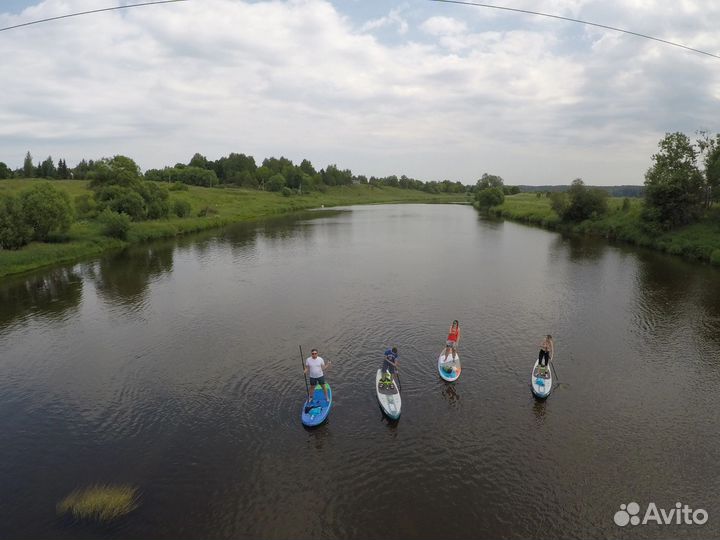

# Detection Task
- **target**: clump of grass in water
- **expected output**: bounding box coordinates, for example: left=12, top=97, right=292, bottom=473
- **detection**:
left=57, top=485, right=138, bottom=522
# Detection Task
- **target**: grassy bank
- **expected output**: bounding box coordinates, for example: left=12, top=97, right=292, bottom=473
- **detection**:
left=0, top=180, right=468, bottom=277
left=487, top=193, right=720, bottom=265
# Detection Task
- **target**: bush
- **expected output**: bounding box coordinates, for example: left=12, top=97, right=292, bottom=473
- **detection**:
left=175, top=166, right=219, bottom=187
left=169, top=181, right=189, bottom=191
left=550, top=192, right=569, bottom=217
left=711, top=249, right=720, bottom=266
left=562, top=179, right=608, bottom=222
left=265, top=174, right=286, bottom=192
left=173, top=199, right=192, bottom=218
left=198, top=205, right=219, bottom=217
left=475, top=187, right=505, bottom=209
left=622, top=197, right=631, bottom=212
left=98, top=209, right=131, bottom=239
left=281, top=187, right=293, bottom=197
left=0, top=193, right=33, bottom=249
left=74, top=194, right=98, bottom=219
left=95, top=186, right=146, bottom=221
left=20, top=183, right=75, bottom=241
left=141, top=182, right=170, bottom=219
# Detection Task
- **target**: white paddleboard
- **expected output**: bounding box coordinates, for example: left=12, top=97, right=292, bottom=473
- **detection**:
left=531, top=359, right=552, bottom=399
left=376, top=368, right=401, bottom=420
left=438, top=350, right=461, bottom=382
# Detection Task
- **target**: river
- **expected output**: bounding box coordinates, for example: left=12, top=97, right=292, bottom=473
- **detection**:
left=1, top=204, right=719, bottom=539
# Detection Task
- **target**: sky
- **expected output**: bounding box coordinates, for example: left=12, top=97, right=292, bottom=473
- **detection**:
left=1, top=0, right=718, bottom=185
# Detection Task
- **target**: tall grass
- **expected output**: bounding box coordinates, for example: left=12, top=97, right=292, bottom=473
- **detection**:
left=57, top=484, right=138, bottom=522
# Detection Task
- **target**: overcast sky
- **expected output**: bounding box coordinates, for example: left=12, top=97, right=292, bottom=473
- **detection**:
left=1, top=0, right=718, bottom=185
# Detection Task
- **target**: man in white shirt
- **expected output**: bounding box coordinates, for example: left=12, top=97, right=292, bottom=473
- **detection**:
left=304, top=348, right=331, bottom=403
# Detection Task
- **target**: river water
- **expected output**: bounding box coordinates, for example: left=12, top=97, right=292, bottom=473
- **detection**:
left=1, top=204, right=719, bottom=539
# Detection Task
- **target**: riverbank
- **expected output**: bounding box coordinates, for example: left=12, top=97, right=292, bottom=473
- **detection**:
left=486, top=193, right=720, bottom=266
left=0, top=180, right=468, bottom=277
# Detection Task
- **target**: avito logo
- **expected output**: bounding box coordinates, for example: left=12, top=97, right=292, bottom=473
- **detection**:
left=614, top=502, right=708, bottom=527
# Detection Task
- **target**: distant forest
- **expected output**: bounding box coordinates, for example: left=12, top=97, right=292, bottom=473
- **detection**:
left=517, top=185, right=644, bottom=197
left=0, top=151, right=645, bottom=197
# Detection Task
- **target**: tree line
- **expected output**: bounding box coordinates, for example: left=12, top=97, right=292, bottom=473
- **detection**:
left=0, top=151, right=468, bottom=196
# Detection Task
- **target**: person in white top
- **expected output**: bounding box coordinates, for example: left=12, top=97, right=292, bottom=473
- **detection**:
left=304, top=348, right=331, bottom=403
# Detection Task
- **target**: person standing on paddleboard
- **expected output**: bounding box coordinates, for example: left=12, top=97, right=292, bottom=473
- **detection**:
left=444, top=320, right=460, bottom=361
left=538, top=335, right=553, bottom=368
left=382, top=347, right=399, bottom=385
left=304, top=348, right=331, bottom=403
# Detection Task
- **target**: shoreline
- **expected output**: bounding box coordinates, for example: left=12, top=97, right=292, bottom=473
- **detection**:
left=484, top=194, right=720, bottom=267
left=0, top=181, right=468, bottom=278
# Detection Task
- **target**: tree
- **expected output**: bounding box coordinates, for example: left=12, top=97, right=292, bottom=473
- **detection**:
left=300, top=159, right=316, bottom=176
left=643, top=132, right=703, bottom=229
left=0, top=162, right=12, bottom=179
left=39, top=156, right=56, bottom=178
left=562, top=178, right=608, bottom=222
left=476, top=173, right=504, bottom=190
left=265, top=173, right=286, bottom=192
left=550, top=192, right=569, bottom=217
left=57, top=159, right=70, bottom=179
left=89, top=155, right=143, bottom=189
left=0, top=193, right=33, bottom=249
left=697, top=131, right=720, bottom=208
left=189, top=152, right=210, bottom=169
left=475, top=187, right=505, bottom=209
left=23, top=151, right=34, bottom=178
left=20, top=182, right=75, bottom=241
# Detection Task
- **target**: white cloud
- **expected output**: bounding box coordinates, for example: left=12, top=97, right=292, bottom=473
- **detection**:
left=360, top=5, right=408, bottom=35
left=420, top=16, right=467, bottom=36
left=0, top=0, right=718, bottom=185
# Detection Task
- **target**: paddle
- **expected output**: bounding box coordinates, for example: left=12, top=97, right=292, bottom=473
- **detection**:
left=299, top=345, right=310, bottom=402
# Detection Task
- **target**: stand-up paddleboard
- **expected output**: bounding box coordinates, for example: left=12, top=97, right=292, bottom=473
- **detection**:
left=376, top=369, right=401, bottom=420
left=531, top=360, right=552, bottom=399
left=438, top=350, right=461, bottom=382
left=301, top=384, right=332, bottom=427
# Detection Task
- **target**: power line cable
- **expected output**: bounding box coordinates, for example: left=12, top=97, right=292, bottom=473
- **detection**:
left=0, top=0, right=189, bottom=33
left=429, top=0, right=720, bottom=60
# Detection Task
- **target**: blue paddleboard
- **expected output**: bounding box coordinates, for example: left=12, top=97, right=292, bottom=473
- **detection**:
left=301, top=384, right=332, bottom=427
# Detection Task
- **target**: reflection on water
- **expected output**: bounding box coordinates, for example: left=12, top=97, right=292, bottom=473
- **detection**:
left=1, top=204, right=719, bottom=540
left=90, top=243, right=174, bottom=306
left=0, top=267, right=82, bottom=331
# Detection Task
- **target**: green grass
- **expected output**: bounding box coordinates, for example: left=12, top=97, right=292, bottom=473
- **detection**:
left=486, top=193, right=560, bottom=227
left=57, top=484, right=138, bottom=523
left=485, top=193, right=720, bottom=265
left=0, top=180, right=468, bottom=277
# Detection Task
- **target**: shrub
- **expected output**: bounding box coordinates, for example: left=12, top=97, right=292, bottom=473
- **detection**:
left=265, top=174, right=286, bottom=192
left=281, top=186, right=292, bottom=197
left=562, top=179, right=608, bottom=222
left=475, top=187, right=505, bottom=209
left=550, top=192, right=569, bottom=217
left=173, top=199, right=192, bottom=218
left=622, top=197, right=631, bottom=212
left=169, top=181, right=189, bottom=191
left=710, top=249, right=720, bottom=266
left=0, top=193, right=33, bottom=249
left=98, top=209, right=131, bottom=239
left=141, top=182, right=170, bottom=219
left=74, top=194, right=98, bottom=219
left=95, top=186, right=146, bottom=221
left=20, top=182, right=75, bottom=241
